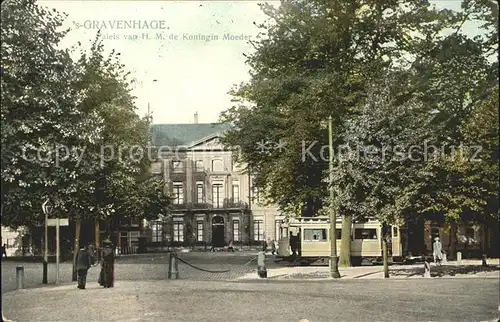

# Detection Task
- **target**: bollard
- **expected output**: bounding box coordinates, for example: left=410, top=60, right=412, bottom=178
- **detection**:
left=456, top=252, right=462, bottom=265
left=168, top=252, right=179, bottom=279
left=16, top=265, right=24, bottom=289
left=482, top=253, right=488, bottom=267
left=257, top=251, right=267, bottom=278
left=424, top=260, right=431, bottom=278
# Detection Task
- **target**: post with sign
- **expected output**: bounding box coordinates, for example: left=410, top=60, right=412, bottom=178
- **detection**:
left=42, top=199, right=53, bottom=284
left=47, top=218, right=69, bottom=284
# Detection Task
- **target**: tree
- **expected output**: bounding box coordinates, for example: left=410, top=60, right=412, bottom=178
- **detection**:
left=220, top=0, right=464, bottom=265
left=335, top=70, right=439, bottom=276
left=1, top=0, right=103, bottom=228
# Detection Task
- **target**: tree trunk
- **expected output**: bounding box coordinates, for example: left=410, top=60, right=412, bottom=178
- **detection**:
left=94, top=219, right=100, bottom=260
left=72, top=218, right=81, bottom=281
left=449, top=221, right=457, bottom=260
left=382, top=224, right=389, bottom=278
left=339, top=214, right=352, bottom=267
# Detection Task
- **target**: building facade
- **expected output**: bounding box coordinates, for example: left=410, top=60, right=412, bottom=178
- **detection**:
left=144, top=120, right=284, bottom=248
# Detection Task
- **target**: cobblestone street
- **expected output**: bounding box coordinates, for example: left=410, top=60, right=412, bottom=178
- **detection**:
left=1, top=252, right=279, bottom=294
left=3, top=278, right=499, bottom=321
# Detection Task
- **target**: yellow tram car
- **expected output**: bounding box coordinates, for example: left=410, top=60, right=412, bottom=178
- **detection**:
left=276, top=217, right=403, bottom=265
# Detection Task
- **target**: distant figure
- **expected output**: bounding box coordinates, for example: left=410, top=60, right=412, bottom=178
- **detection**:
left=75, top=245, right=92, bottom=289
left=290, top=232, right=298, bottom=256
left=424, top=257, right=431, bottom=278
left=228, top=240, right=234, bottom=252
left=99, top=239, right=115, bottom=288
left=262, top=239, right=268, bottom=252
left=433, top=237, right=443, bottom=266
left=1, top=244, right=6, bottom=258
left=87, top=243, right=96, bottom=265
left=271, top=240, right=276, bottom=255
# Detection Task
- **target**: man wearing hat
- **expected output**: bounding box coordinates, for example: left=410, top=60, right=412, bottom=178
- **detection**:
left=75, top=244, right=92, bottom=289
left=433, top=236, right=443, bottom=266
left=99, top=239, right=115, bottom=288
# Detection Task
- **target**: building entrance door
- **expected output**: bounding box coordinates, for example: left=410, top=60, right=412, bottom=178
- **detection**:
left=212, top=216, right=225, bottom=247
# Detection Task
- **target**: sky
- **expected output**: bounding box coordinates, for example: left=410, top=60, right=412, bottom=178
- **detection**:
left=40, top=1, right=482, bottom=125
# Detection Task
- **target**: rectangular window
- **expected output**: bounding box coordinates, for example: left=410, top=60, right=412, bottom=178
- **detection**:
left=252, top=186, right=260, bottom=202
left=151, top=162, right=162, bottom=174
left=7, top=239, right=15, bottom=248
left=197, top=221, right=203, bottom=242
left=393, top=227, right=398, bottom=237
left=172, top=160, right=183, bottom=173
left=253, top=220, right=264, bottom=241
left=129, top=231, right=140, bottom=246
left=336, top=229, right=342, bottom=240
left=173, top=222, right=184, bottom=242
left=212, top=159, right=223, bottom=172
left=151, top=220, right=163, bottom=242
left=212, top=183, right=223, bottom=208
left=354, top=229, right=378, bottom=240
left=233, top=220, right=240, bottom=242
left=196, top=183, right=204, bottom=203
left=275, top=220, right=284, bottom=241
left=195, top=160, right=204, bottom=172
left=232, top=184, right=239, bottom=203
left=304, top=229, right=328, bottom=241
left=173, top=182, right=184, bottom=204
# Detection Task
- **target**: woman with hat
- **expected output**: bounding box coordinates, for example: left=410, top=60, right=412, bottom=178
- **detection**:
left=433, top=236, right=443, bottom=266
left=99, top=239, right=115, bottom=288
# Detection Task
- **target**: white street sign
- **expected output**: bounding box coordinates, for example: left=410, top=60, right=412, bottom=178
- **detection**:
left=47, top=218, right=69, bottom=226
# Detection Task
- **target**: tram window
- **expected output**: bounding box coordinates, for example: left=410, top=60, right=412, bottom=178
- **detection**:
left=336, top=230, right=342, bottom=239
left=304, top=229, right=327, bottom=241
left=355, top=229, right=377, bottom=240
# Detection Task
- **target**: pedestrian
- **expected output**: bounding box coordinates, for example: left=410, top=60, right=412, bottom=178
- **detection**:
left=2, top=243, right=7, bottom=258
left=433, top=237, right=443, bottom=266
left=228, top=240, right=234, bottom=252
left=262, top=239, right=268, bottom=252
left=75, top=244, right=92, bottom=289
left=99, top=239, right=115, bottom=288
left=87, top=243, right=96, bottom=265
left=271, top=240, right=276, bottom=255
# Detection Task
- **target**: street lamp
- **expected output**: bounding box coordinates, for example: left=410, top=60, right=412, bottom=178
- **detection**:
left=42, top=198, right=53, bottom=284
left=328, top=116, right=341, bottom=278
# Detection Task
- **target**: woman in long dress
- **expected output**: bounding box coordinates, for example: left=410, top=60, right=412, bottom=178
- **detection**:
left=99, top=240, right=115, bottom=288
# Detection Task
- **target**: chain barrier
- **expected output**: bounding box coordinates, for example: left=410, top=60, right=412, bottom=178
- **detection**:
left=173, top=253, right=231, bottom=274
left=244, top=256, right=257, bottom=266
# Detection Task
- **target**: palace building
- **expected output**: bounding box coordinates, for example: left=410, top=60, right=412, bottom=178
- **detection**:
left=143, top=114, right=285, bottom=249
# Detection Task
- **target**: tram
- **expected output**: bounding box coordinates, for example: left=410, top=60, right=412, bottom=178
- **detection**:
left=276, top=217, right=403, bottom=266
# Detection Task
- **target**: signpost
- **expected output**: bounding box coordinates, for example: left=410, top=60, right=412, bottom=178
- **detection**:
left=41, top=199, right=53, bottom=284
left=47, top=218, right=69, bottom=284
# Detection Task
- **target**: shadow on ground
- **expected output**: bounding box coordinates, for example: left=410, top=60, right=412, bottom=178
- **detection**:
left=390, top=265, right=500, bottom=277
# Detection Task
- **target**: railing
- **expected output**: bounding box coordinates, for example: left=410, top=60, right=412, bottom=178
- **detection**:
left=169, top=201, right=249, bottom=211
left=118, top=246, right=138, bottom=255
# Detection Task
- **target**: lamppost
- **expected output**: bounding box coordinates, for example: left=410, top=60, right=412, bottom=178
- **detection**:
left=328, top=116, right=341, bottom=278
left=42, top=198, right=53, bottom=284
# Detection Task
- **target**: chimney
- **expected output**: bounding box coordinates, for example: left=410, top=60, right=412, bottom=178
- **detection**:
left=194, top=112, right=198, bottom=124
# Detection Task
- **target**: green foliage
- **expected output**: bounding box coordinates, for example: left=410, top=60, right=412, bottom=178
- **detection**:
left=220, top=0, right=469, bottom=217
left=333, top=70, right=438, bottom=225
left=1, top=1, right=170, bottom=228
left=1, top=0, right=104, bottom=227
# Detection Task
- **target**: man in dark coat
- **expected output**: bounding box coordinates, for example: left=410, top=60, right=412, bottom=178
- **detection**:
left=99, top=239, right=115, bottom=288
left=75, top=245, right=92, bottom=289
